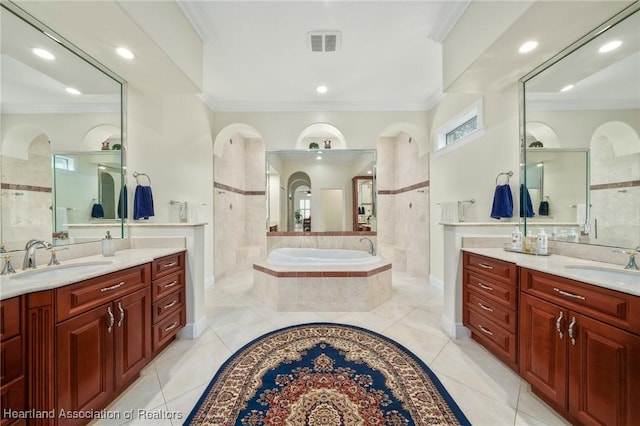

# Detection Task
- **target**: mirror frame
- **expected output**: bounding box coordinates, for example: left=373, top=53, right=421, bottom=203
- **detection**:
left=518, top=2, right=640, bottom=247
left=1, top=0, right=127, bottom=251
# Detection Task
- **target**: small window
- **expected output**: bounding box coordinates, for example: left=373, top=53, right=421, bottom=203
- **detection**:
left=446, top=116, right=478, bottom=145
left=434, top=98, right=485, bottom=155
left=53, top=155, right=76, bottom=171
left=299, top=198, right=310, bottom=219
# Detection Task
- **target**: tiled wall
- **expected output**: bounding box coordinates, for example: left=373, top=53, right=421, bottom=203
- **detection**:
left=213, top=134, right=266, bottom=280
left=377, top=132, right=430, bottom=279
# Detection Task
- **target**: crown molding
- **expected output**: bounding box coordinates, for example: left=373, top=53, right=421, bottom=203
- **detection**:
left=1, top=104, right=121, bottom=114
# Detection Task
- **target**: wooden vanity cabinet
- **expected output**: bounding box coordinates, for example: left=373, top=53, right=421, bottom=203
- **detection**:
left=151, top=252, right=186, bottom=355
left=520, top=268, right=640, bottom=426
left=0, top=296, right=26, bottom=426
left=55, top=264, right=152, bottom=425
left=462, top=252, right=519, bottom=371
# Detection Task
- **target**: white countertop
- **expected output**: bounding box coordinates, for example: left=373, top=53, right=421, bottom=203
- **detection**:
left=0, top=248, right=186, bottom=300
left=462, top=248, right=640, bottom=297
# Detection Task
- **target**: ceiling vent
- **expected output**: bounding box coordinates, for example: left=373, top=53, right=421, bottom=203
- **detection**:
left=307, top=31, right=341, bottom=53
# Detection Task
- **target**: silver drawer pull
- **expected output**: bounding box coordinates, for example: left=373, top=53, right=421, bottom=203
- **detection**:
left=478, top=262, right=494, bottom=270
left=107, top=306, right=114, bottom=333
left=568, top=317, right=577, bottom=346
left=164, top=321, right=179, bottom=332
left=163, top=300, right=178, bottom=309
left=556, top=311, right=564, bottom=339
left=553, top=288, right=586, bottom=301
left=477, top=282, right=494, bottom=291
left=477, top=325, right=494, bottom=336
left=164, top=280, right=178, bottom=288
left=117, top=302, right=125, bottom=327
left=162, top=261, right=178, bottom=268
left=101, top=281, right=125, bottom=292
left=478, top=303, right=494, bottom=312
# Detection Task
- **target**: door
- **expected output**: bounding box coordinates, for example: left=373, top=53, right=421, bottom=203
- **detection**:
left=114, top=287, right=151, bottom=389
left=568, top=313, right=640, bottom=426
left=520, top=293, right=567, bottom=408
left=56, top=304, right=114, bottom=423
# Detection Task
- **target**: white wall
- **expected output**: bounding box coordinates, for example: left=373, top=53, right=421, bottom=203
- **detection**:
left=428, top=88, right=521, bottom=282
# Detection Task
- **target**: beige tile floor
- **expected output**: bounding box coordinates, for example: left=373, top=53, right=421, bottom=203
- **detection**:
left=92, top=269, right=571, bottom=426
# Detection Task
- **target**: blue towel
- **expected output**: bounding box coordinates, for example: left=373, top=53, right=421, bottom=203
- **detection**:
left=91, top=203, right=104, bottom=218
left=134, top=185, right=154, bottom=220
left=490, top=184, right=513, bottom=219
left=118, top=185, right=128, bottom=219
left=520, top=183, right=535, bottom=218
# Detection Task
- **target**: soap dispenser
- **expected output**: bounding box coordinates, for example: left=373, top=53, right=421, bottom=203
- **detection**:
left=537, top=228, right=548, bottom=255
left=102, top=231, right=115, bottom=257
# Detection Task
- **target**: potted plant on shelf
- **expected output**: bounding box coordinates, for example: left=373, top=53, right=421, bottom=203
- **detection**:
left=308, top=142, right=319, bottom=149
left=294, top=209, right=303, bottom=231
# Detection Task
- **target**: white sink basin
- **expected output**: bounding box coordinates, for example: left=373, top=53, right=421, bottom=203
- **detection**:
left=564, top=265, right=640, bottom=286
left=10, top=260, right=114, bottom=280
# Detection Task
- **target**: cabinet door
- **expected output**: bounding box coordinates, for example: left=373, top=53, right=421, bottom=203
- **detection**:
left=114, top=287, right=151, bottom=390
left=568, top=313, right=640, bottom=426
left=56, top=304, right=114, bottom=422
left=520, top=293, right=567, bottom=408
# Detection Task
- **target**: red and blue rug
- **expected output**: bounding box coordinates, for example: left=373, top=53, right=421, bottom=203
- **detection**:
left=185, top=323, right=470, bottom=425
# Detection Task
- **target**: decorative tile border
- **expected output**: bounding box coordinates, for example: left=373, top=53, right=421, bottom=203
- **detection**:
left=1, top=183, right=52, bottom=193
left=253, top=262, right=392, bottom=278
left=267, top=231, right=376, bottom=236
left=378, top=180, right=429, bottom=195
left=590, top=180, right=640, bottom=191
left=214, top=181, right=265, bottom=196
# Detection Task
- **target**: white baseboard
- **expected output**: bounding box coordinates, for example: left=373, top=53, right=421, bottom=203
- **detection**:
left=429, top=274, right=444, bottom=290
left=441, top=314, right=471, bottom=339
left=179, top=314, right=208, bottom=339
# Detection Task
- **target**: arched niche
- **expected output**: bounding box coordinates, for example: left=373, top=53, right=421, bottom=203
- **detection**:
left=82, top=124, right=121, bottom=151
left=2, top=124, right=48, bottom=160
left=379, top=122, right=428, bottom=156
left=591, top=121, right=640, bottom=158
left=213, top=123, right=262, bottom=158
left=525, top=121, right=560, bottom=148
left=295, top=123, right=346, bottom=150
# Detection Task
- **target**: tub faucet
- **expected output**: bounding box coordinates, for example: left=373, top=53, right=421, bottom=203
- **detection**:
left=613, top=246, right=639, bottom=270
left=22, top=239, right=53, bottom=270
left=360, top=237, right=375, bottom=256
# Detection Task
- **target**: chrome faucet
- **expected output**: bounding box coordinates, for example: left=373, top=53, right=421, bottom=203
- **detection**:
left=359, top=237, right=376, bottom=256
left=613, top=246, right=640, bottom=270
left=22, top=239, right=53, bottom=270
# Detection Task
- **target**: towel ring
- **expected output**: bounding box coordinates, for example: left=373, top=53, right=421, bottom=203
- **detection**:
left=495, top=171, right=513, bottom=185
left=133, top=171, right=151, bottom=185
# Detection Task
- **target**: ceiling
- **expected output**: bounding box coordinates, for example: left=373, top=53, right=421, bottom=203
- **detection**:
left=177, top=0, right=469, bottom=111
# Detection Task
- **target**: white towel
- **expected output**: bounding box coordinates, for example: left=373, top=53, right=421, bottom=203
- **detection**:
left=440, top=201, right=459, bottom=223
left=576, top=204, right=586, bottom=226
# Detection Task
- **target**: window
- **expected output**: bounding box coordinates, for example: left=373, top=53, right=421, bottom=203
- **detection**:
left=53, top=155, right=76, bottom=171
left=434, top=98, right=485, bottom=155
left=299, top=198, right=310, bottom=219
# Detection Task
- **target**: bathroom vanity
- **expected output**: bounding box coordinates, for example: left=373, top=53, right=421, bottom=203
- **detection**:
left=0, top=249, right=185, bottom=426
left=462, top=249, right=640, bottom=426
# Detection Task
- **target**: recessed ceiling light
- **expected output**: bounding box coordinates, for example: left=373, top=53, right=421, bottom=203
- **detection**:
left=32, top=48, right=55, bottom=60
left=316, top=85, right=328, bottom=94
left=599, top=40, right=622, bottom=53
left=560, top=84, right=574, bottom=92
left=65, top=87, right=81, bottom=95
left=116, top=46, right=135, bottom=59
left=519, top=41, right=538, bottom=54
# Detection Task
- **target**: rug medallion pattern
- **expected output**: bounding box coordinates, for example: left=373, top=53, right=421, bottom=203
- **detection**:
left=185, top=323, right=470, bottom=425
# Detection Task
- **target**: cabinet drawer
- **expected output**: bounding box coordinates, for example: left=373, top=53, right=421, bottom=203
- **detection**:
left=153, top=290, right=184, bottom=323
left=0, top=297, right=21, bottom=341
left=464, top=271, right=517, bottom=309
left=0, top=377, right=25, bottom=426
left=467, top=309, right=517, bottom=368
left=153, top=309, right=184, bottom=351
left=0, top=336, right=23, bottom=384
left=521, top=268, right=640, bottom=334
left=152, top=252, right=185, bottom=280
left=56, top=264, right=150, bottom=322
left=152, top=270, right=185, bottom=302
left=464, top=252, right=517, bottom=286
left=465, top=289, right=517, bottom=334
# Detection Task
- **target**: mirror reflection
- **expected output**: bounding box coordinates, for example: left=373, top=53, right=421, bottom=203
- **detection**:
left=266, top=150, right=376, bottom=232
left=0, top=3, right=125, bottom=251
left=521, top=5, right=639, bottom=249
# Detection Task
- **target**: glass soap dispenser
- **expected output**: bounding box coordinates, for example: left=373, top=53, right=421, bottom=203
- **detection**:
left=102, top=231, right=115, bottom=257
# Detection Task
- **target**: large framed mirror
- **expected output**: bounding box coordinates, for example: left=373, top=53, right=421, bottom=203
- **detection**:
left=266, top=149, right=376, bottom=233
left=520, top=2, right=640, bottom=249
left=1, top=1, right=125, bottom=252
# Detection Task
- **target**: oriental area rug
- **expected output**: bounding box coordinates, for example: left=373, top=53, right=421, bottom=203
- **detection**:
left=184, top=323, right=470, bottom=426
